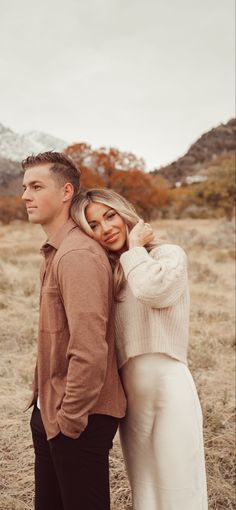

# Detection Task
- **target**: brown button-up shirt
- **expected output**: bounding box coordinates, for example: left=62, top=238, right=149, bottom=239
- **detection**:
left=28, top=218, right=126, bottom=439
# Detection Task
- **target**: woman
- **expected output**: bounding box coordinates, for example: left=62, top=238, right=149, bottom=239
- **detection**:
left=71, top=188, right=208, bottom=510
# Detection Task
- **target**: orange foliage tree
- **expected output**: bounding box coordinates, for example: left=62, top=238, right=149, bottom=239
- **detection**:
left=110, top=170, right=168, bottom=219
left=65, top=143, right=168, bottom=219
left=0, top=196, right=28, bottom=223
left=168, top=154, right=235, bottom=220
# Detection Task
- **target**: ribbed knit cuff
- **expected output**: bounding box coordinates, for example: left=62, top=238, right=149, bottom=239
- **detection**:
left=120, top=246, right=149, bottom=278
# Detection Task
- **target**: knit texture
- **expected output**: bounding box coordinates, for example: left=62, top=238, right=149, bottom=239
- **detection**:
left=115, top=244, right=190, bottom=368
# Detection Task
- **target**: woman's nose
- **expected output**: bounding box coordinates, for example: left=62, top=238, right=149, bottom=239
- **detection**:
left=101, top=221, right=112, bottom=233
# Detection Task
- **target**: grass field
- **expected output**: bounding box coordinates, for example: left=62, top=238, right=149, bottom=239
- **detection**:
left=0, top=218, right=235, bottom=510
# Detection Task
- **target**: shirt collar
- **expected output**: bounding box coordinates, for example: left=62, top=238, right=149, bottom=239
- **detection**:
left=41, top=218, right=77, bottom=252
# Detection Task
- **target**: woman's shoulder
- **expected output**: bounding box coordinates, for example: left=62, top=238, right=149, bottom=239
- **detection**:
left=149, top=243, right=187, bottom=261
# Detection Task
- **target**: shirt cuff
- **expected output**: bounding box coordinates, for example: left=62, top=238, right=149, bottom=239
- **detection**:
left=120, top=246, right=149, bottom=278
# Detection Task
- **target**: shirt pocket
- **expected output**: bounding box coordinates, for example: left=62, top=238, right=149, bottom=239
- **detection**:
left=40, top=287, right=66, bottom=333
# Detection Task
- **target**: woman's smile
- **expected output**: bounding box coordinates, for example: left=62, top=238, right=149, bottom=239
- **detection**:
left=85, top=202, right=127, bottom=252
left=104, top=232, right=120, bottom=244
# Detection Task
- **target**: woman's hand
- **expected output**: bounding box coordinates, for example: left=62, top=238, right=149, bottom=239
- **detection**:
left=128, top=219, right=155, bottom=249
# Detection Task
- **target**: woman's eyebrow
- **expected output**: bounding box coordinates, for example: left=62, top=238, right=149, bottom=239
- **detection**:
left=103, top=208, right=114, bottom=217
left=88, top=209, right=115, bottom=224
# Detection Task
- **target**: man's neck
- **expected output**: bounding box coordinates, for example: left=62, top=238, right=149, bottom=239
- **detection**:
left=42, top=214, right=70, bottom=240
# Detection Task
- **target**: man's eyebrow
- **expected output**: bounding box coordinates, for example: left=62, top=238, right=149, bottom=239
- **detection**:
left=22, top=180, right=43, bottom=188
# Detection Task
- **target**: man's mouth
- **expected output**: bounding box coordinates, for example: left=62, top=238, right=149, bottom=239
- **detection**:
left=26, top=206, right=37, bottom=212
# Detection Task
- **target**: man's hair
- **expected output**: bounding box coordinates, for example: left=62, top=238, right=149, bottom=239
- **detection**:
left=22, top=151, right=81, bottom=196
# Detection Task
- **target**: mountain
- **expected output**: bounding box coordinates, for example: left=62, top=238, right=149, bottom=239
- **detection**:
left=0, top=122, right=68, bottom=196
left=1, top=119, right=235, bottom=197
left=0, top=123, right=67, bottom=162
left=151, top=119, right=236, bottom=186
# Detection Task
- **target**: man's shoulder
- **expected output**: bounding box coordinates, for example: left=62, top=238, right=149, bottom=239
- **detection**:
left=56, top=225, right=110, bottom=266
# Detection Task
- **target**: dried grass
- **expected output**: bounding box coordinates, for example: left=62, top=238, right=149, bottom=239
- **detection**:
left=0, top=219, right=235, bottom=509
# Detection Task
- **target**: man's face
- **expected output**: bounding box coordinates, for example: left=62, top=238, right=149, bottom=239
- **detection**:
left=22, top=164, right=65, bottom=227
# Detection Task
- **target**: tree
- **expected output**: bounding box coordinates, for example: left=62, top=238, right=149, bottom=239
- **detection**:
left=0, top=197, right=28, bottom=223
left=168, top=154, right=236, bottom=220
left=110, top=169, right=168, bottom=220
left=197, top=160, right=235, bottom=220
left=64, top=142, right=168, bottom=219
left=65, top=143, right=145, bottom=187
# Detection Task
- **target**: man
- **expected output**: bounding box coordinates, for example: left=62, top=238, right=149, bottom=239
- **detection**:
left=22, top=151, right=126, bottom=510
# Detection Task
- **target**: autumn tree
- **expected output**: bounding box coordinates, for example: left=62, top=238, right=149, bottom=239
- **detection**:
left=65, top=143, right=145, bottom=188
left=168, top=154, right=235, bottom=220
left=64, top=143, right=104, bottom=189
left=0, top=197, right=28, bottom=223
left=110, top=169, right=168, bottom=219
left=149, top=174, right=171, bottom=190
left=64, top=142, right=168, bottom=218
left=195, top=159, right=235, bottom=220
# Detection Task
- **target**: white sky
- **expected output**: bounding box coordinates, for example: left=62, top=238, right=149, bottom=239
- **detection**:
left=0, top=0, right=235, bottom=169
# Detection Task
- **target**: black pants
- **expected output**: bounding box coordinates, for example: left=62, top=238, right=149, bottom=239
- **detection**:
left=30, top=406, right=119, bottom=510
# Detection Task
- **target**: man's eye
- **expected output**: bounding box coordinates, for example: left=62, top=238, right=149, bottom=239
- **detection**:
left=34, top=185, right=41, bottom=190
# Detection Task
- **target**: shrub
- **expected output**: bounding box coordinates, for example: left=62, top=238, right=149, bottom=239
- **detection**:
left=0, top=197, right=27, bottom=223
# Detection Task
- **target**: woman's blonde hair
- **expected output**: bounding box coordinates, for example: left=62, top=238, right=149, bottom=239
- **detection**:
left=71, top=188, right=158, bottom=299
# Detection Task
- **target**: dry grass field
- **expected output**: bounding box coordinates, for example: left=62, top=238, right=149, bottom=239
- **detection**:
left=0, top=218, right=235, bottom=510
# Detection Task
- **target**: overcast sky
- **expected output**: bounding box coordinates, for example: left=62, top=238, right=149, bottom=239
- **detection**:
left=0, top=0, right=235, bottom=169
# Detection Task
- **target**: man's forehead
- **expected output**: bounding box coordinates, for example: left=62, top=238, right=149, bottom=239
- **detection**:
left=23, top=163, right=52, bottom=183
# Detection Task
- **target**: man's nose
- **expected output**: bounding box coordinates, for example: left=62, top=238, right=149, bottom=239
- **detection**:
left=22, top=188, right=31, bottom=201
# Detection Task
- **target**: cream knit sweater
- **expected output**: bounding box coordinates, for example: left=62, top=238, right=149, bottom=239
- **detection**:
left=115, top=244, right=190, bottom=369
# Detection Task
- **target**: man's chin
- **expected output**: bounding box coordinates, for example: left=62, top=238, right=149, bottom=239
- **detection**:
left=27, top=214, right=40, bottom=224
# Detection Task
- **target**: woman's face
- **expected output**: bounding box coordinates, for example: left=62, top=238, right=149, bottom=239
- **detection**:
left=85, top=202, right=127, bottom=253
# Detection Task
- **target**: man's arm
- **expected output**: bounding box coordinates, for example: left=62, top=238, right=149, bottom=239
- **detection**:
left=56, top=249, right=110, bottom=438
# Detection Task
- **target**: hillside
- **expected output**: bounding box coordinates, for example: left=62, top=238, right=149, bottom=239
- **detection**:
left=152, top=119, right=236, bottom=185
left=0, top=123, right=67, bottom=195
left=0, top=156, right=21, bottom=189
left=0, top=123, right=67, bottom=162
left=0, top=119, right=235, bottom=221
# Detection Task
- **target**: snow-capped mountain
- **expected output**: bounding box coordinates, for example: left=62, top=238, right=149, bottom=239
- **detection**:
left=0, top=123, right=67, bottom=162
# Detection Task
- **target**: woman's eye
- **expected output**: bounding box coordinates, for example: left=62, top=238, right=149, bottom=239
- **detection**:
left=34, top=185, right=41, bottom=190
left=107, top=212, right=116, bottom=220
left=90, top=224, right=97, bottom=231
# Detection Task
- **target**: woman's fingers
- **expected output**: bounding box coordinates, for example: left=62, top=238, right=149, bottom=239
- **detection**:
left=128, top=220, right=155, bottom=249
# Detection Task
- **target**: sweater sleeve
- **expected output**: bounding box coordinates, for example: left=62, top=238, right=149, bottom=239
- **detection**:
left=56, top=249, right=110, bottom=438
left=119, top=244, right=188, bottom=308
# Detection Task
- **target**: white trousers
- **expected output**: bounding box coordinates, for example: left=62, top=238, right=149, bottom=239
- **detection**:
left=120, top=353, right=208, bottom=510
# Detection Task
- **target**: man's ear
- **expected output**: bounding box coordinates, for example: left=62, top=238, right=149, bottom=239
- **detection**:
left=62, top=182, right=74, bottom=202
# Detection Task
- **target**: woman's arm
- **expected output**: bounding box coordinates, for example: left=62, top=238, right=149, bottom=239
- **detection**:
left=120, top=243, right=188, bottom=308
